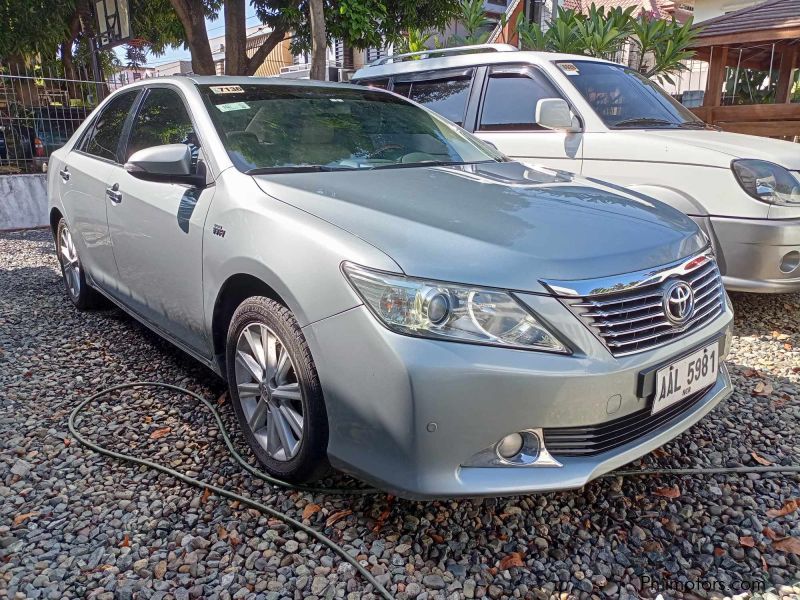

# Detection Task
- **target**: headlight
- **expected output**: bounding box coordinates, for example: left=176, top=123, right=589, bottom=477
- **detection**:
left=731, top=159, right=800, bottom=206
left=342, top=263, right=568, bottom=353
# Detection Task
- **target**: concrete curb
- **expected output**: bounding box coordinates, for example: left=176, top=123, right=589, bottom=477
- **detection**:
left=0, top=174, right=48, bottom=230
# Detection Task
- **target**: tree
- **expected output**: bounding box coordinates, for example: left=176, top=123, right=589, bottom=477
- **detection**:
left=308, top=0, right=326, bottom=79
left=515, top=4, right=700, bottom=83
left=447, top=0, right=492, bottom=47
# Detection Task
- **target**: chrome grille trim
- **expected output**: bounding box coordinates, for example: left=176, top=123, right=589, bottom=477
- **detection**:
left=546, top=251, right=725, bottom=356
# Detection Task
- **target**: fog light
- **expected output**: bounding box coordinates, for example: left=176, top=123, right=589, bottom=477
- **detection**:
left=496, top=430, right=542, bottom=464
left=496, top=433, right=524, bottom=459
left=779, top=250, right=800, bottom=274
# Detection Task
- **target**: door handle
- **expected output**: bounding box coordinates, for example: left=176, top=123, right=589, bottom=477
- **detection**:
left=106, top=184, right=122, bottom=204
left=59, top=168, right=70, bottom=182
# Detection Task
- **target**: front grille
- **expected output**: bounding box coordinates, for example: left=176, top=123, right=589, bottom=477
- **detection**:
left=564, top=259, right=724, bottom=356
left=543, top=385, right=711, bottom=457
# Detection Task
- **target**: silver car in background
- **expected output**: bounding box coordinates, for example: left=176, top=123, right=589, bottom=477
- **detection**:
left=48, top=76, right=733, bottom=498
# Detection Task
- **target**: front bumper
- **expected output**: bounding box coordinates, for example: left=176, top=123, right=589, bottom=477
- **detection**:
left=711, top=216, right=800, bottom=293
left=304, top=295, right=734, bottom=499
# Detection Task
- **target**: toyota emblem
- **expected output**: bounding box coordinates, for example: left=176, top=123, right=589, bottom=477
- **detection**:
left=663, top=281, right=695, bottom=326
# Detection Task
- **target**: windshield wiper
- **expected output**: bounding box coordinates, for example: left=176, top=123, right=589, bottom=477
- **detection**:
left=246, top=165, right=357, bottom=175
left=676, top=121, right=709, bottom=129
left=612, top=117, right=676, bottom=128
left=371, top=160, right=495, bottom=170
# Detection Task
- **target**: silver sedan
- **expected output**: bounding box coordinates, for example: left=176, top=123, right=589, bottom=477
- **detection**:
left=48, top=76, right=733, bottom=498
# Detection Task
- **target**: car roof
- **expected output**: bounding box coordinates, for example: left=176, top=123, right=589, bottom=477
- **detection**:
left=186, top=75, right=366, bottom=92
left=351, top=45, right=616, bottom=80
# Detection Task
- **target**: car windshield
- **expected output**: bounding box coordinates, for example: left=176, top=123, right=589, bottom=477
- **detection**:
left=199, top=83, right=505, bottom=173
left=554, top=60, right=705, bottom=129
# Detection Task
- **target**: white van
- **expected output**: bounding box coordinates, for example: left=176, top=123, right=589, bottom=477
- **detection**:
left=352, top=44, right=800, bottom=293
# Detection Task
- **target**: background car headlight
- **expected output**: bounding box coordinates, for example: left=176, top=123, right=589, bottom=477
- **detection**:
left=342, top=263, right=568, bottom=353
left=732, top=159, right=800, bottom=206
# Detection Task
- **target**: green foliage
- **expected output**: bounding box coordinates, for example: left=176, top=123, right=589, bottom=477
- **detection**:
left=447, top=0, right=492, bottom=47
left=0, top=0, right=78, bottom=60
left=289, top=0, right=460, bottom=52
left=398, top=29, right=435, bottom=55
left=515, top=4, right=700, bottom=82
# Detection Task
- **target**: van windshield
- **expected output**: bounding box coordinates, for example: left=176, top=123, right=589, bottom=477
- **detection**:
left=199, top=83, right=505, bottom=174
left=554, top=60, right=705, bottom=129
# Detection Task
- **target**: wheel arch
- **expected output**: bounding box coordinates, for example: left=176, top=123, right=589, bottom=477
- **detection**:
left=49, top=207, right=63, bottom=239
left=211, top=273, right=287, bottom=376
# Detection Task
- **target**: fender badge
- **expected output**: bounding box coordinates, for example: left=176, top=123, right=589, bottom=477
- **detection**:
left=212, top=224, right=226, bottom=238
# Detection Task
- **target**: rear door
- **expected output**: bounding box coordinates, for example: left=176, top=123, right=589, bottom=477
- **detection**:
left=107, top=85, right=214, bottom=356
left=62, top=89, right=139, bottom=292
left=472, top=65, right=583, bottom=173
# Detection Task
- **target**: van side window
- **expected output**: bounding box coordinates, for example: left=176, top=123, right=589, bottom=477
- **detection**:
left=478, top=71, right=561, bottom=131
left=393, top=76, right=472, bottom=126
left=363, top=79, right=389, bottom=89
left=81, top=90, right=138, bottom=162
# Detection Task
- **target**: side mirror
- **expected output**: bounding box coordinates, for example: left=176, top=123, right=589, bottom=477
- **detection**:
left=536, top=98, right=580, bottom=132
left=125, top=144, right=201, bottom=185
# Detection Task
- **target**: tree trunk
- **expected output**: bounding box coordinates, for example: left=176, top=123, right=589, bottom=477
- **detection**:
left=170, top=0, right=216, bottom=75
left=224, top=0, right=247, bottom=75
left=244, top=27, right=289, bottom=76
left=308, top=0, right=327, bottom=80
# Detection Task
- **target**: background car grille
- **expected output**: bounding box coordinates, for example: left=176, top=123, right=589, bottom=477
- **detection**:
left=543, top=385, right=711, bottom=457
left=564, top=259, right=724, bottom=356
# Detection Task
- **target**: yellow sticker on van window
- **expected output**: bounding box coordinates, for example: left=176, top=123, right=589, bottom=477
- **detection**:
left=558, top=63, right=580, bottom=75
left=210, top=85, right=244, bottom=94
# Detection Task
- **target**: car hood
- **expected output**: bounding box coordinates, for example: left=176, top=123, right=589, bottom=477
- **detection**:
left=623, top=129, right=800, bottom=169
left=253, top=161, right=707, bottom=293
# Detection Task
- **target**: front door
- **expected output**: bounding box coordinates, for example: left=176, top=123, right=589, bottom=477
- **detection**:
left=473, top=66, right=583, bottom=174
left=106, top=86, right=214, bottom=356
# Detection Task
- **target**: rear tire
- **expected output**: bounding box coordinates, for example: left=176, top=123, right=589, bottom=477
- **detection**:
left=55, top=218, right=106, bottom=310
left=226, top=296, right=330, bottom=483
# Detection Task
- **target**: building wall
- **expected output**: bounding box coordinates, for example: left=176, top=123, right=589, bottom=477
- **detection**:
left=692, top=0, right=765, bottom=21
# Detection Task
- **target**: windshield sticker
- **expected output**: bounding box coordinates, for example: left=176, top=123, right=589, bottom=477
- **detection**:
left=558, top=62, right=580, bottom=75
left=217, top=101, right=250, bottom=112
left=210, top=85, right=244, bottom=94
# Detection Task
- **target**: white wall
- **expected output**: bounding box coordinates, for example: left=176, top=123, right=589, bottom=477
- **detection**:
left=692, top=0, right=765, bottom=22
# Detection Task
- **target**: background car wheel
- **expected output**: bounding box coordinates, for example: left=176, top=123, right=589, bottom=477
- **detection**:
left=226, top=296, right=329, bottom=483
left=55, top=218, right=106, bottom=310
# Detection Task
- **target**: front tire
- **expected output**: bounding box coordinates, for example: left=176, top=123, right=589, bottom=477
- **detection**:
left=226, top=297, right=329, bottom=483
left=55, top=218, right=105, bottom=310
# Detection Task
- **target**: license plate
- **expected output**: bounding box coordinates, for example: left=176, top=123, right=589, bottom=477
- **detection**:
left=652, top=342, right=718, bottom=415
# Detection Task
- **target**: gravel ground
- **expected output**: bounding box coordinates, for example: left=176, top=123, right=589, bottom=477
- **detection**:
left=1, top=228, right=799, bottom=600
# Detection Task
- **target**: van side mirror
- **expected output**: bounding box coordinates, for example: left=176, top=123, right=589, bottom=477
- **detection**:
left=536, top=98, right=580, bottom=132
left=125, top=144, right=203, bottom=186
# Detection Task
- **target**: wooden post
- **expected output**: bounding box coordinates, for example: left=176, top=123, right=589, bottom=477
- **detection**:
left=703, top=45, right=729, bottom=107
left=775, top=44, right=798, bottom=104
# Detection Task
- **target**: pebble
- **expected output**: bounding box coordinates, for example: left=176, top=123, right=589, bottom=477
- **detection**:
left=1, top=230, right=798, bottom=600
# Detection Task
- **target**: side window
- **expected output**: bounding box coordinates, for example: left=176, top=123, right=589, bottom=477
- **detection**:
left=399, top=76, right=472, bottom=126
left=81, top=90, right=138, bottom=162
left=478, top=70, right=562, bottom=131
left=126, top=88, right=198, bottom=168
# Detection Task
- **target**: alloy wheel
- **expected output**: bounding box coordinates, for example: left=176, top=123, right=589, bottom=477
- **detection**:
left=59, top=225, right=81, bottom=299
left=234, top=322, right=304, bottom=461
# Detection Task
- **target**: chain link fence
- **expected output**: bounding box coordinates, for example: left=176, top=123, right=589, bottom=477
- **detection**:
left=0, top=64, right=111, bottom=174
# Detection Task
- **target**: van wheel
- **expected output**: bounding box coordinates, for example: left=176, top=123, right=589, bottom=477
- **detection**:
left=226, top=297, right=329, bottom=483
left=56, top=218, right=106, bottom=310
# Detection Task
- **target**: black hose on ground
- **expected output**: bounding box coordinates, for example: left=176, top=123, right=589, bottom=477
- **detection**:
left=69, top=382, right=800, bottom=600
